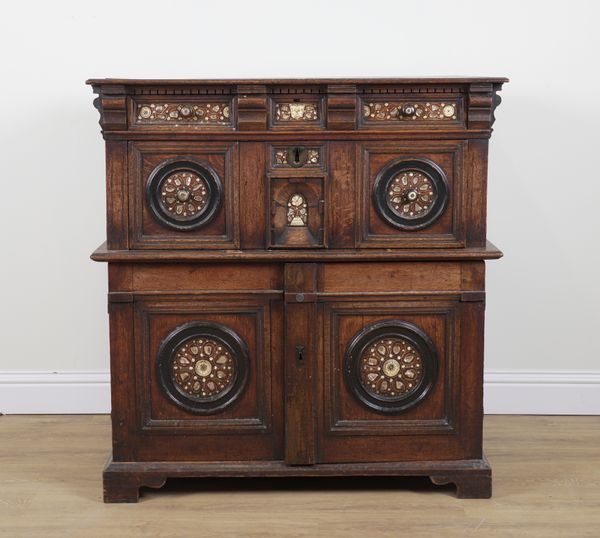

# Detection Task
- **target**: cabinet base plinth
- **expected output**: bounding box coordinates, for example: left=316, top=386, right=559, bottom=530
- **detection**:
left=103, top=454, right=491, bottom=502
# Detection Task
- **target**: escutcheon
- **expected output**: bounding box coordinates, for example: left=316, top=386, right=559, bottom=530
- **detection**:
left=157, top=321, right=249, bottom=414
left=344, top=320, right=438, bottom=413
left=146, top=157, right=222, bottom=231
left=373, top=158, right=449, bottom=230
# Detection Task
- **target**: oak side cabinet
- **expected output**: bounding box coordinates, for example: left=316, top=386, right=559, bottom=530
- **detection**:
left=88, top=77, right=506, bottom=502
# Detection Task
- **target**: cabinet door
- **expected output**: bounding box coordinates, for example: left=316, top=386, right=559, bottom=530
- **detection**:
left=129, top=141, right=238, bottom=249
left=132, top=293, right=284, bottom=462
left=316, top=262, right=486, bottom=463
left=357, top=141, right=466, bottom=248
left=108, top=263, right=284, bottom=463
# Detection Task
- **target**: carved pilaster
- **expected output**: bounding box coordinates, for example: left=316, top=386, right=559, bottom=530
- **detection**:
left=91, top=84, right=128, bottom=131
left=326, top=84, right=357, bottom=130
left=236, top=84, right=267, bottom=130
left=467, top=83, right=504, bottom=130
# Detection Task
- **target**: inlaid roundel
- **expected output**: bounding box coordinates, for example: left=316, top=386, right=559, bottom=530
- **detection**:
left=146, top=158, right=222, bottom=231
left=157, top=322, right=249, bottom=414
left=373, top=158, right=449, bottom=230
left=344, top=320, right=438, bottom=413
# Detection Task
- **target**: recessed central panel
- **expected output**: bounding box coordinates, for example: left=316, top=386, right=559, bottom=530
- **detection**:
left=269, top=176, right=325, bottom=247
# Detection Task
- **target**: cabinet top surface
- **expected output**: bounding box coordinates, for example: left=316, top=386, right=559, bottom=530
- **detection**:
left=87, top=77, right=508, bottom=87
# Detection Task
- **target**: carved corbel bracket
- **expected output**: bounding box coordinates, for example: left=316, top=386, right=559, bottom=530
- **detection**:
left=91, top=84, right=129, bottom=131
left=326, top=84, right=357, bottom=130
left=467, top=83, right=504, bottom=130
left=236, top=84, right=267, bottom=130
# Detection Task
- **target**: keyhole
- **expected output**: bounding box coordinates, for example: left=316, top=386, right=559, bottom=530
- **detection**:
left=286, top=146, right=307, bottom=168
left=296, top=345, right=305, bottom=362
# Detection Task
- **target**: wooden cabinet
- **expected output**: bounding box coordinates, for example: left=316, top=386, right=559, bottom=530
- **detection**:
left=90, top=78, right=506, bottom=502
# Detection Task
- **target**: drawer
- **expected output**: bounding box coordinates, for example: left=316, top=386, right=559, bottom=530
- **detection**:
left=267, top=142, right=328, bottom=248
left=358, top=141, right=466, bottom=248
left=131, top=97, right=235, bottom=130
left=270, top=144, right=326, bottom=170
left=269, top=96, right=325, bottom=130
left=359, top=96, right=465, bottom=129
left=129, top=141, right=238, bottom=249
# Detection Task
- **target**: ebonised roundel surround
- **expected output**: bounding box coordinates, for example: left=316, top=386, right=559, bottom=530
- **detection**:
left=373, top=158, right=449, bottom=230
left=344, top=320, right=438, bottom=414
left=146, top=157, right=222, bottom=231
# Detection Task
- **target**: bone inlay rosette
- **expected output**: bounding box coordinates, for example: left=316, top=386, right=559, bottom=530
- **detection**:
left=275, top=102, right=319, bottom=121
left=373, top=158, right=449, bottom=230
left=171, top=337, right=236, bottom=399
left=160, top=171, right=208, bottom=220
left=387, top=171, right=437, bottom=219
left=146, top=158, right=223, bottom=231
left=358, top=337, right=423, bottom=399
left=136, top=102, right=231, bottom=124
left=287, top=193, right=308, bottom=226
left=363, top=101, right=457, bottom=121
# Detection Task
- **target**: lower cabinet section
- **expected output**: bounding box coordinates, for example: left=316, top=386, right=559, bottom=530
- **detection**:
left=105, top=261, right=489, bottom=501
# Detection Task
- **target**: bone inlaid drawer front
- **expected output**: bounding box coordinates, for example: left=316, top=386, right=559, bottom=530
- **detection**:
left=270, top=98, right=324, bottom=129
left=360, top=98, right=463, bottom=128
left=88, top=77, right=507, bottom=503
left=132, top=100, right=234, bottom=129
left=271, top=145, right=324, bottom=169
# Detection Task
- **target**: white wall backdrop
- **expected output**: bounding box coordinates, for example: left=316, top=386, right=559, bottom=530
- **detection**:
left=1, top=0, right=599, bottom=413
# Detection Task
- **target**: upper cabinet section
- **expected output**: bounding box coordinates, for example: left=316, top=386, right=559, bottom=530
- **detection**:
left=88, top=78, right=507, bottom=134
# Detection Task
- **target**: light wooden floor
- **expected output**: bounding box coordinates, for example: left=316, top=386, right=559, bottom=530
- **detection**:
left=0, top=416, right=599, bottom=537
